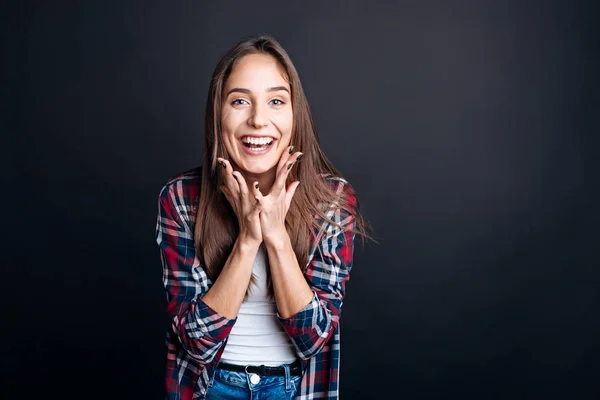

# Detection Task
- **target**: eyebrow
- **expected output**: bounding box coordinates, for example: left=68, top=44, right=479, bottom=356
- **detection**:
left=226, top=86, right=290, bottom=96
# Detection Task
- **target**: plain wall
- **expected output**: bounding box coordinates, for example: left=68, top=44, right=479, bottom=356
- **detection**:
left=5, top=1, right=599, bottom=398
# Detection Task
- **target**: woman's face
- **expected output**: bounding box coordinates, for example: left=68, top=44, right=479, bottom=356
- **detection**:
left=220, top=53, right=293, bottom=176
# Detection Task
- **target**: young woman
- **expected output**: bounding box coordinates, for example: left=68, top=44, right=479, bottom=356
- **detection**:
left=155, top=35, right=370, bottom=400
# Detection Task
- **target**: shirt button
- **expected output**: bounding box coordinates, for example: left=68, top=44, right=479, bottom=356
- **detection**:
left=249, top=373, right=260, bottom=384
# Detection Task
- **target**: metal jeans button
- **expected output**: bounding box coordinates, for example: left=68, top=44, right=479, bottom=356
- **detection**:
left=249, top=373, right=260, bottom=384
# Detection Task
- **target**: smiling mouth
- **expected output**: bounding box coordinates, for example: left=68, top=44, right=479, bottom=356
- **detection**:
left=240, top=136, right=275, bottom=151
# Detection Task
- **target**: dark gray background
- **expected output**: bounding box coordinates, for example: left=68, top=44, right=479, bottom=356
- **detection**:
left=5, top=1, right=599, bottom=399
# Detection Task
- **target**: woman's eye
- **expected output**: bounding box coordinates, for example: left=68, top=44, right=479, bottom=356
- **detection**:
left=270, top=99, right=284, bottom=106
left=232, top=99, right=249, bottom=106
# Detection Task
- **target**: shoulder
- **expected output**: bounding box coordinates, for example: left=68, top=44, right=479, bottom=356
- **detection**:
left=158, top=166, right=202, bottom=222
left=160, top=165, right=202, bottom=190
left=312, top=174, right=358, bottom=242
left=321, top=174, right=357, bottom=209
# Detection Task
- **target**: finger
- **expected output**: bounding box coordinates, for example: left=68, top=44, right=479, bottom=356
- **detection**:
left=273, top=152, right=303, bottom=194
left=219, top=185, right=230, bottom=198
left=218, top=158, right=240, bottom=195
left=252, top=181, right=264, bottom=204
left=220, top=185, right=236, bottom=211
left=285, top=181, right=301, bottom=211
left=276, top=145, right=295, bottom=174
left=248, top=181, right=262, bottom=218
left=249, top=200, right=262, bottom=219
left=232, top=171, right=252, bottom=206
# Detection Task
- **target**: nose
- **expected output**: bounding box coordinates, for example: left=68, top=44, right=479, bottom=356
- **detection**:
left=248, top=103, right=268, bottom=128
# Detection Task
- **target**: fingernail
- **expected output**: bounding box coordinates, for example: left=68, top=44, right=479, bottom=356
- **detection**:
left=287, top=162, right=293, bottom=170
left=218, top=160, right=225, bottom=168
left=296, top=153, right=304, bottom=161
left=288, top=145, right=294, bottom=154
left=254, top=182, right=259, bottom=189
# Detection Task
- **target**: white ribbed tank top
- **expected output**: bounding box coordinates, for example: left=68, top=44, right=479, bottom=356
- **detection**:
left=219, top=243, right=297, bottom=366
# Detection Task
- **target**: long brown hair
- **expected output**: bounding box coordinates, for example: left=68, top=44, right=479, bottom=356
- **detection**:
left=194, top=35, right=372, bottom=294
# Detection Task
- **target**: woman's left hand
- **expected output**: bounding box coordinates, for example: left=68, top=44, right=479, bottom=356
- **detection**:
left=255, top=146, right=303, bottom=246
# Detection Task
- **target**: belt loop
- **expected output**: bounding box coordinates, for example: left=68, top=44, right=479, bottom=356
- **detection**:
left=283, top=363, right=292, bottom=392
left=207, top=365, right=217, bottom=389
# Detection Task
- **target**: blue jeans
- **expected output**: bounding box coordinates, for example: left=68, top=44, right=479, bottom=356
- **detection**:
left=205, top=363, right=301, bottom=400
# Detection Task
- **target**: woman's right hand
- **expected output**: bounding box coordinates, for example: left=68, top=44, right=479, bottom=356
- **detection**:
left=217, top=158, right=263, bottom=246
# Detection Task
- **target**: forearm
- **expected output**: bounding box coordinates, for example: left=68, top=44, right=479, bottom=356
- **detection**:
left=202, top=237, right=261, bottom=319
left=264, top=233, right=314, bottom=319
left=269, top=221, right=356, bottom=359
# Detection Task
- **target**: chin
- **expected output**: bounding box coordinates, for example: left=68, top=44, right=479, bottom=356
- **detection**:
left=241, top=161, right=276, bottom=175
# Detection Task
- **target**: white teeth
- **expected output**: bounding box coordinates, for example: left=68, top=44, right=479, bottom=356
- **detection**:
left=242, top=137, right=273, bottom=145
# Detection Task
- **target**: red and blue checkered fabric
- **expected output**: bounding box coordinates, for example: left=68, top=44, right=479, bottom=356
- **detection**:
left=155, top=167, right=357, bottom=399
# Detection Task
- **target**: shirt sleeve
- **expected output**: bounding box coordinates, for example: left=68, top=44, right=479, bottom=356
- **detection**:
left=155, top=182, right=236, bottom=365
left=277, top=180, right=357, bottom=360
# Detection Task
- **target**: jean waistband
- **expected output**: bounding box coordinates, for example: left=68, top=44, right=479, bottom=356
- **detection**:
left=217, top=360, right=302, bottom=376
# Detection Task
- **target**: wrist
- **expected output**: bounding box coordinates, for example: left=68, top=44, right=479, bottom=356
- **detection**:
left=237, top=236, right=262, bottom=253
left=263, top=228, right=290, bottom=250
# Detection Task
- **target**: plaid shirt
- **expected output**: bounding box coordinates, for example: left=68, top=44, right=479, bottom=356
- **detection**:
left=155, top=166, right=357, bottom=400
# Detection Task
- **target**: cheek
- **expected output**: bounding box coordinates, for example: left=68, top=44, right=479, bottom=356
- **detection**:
left=221, top=110, right=243, bottom=138
left=220, top=117, right=238, bottom=153
left=221, top=109, right=233, bottom=131
left=272, top=110, right=294, bottom=135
